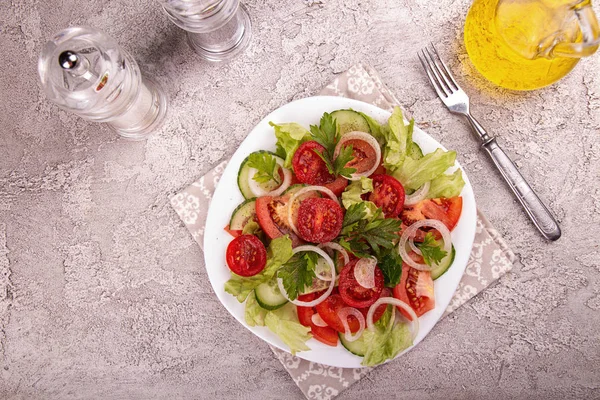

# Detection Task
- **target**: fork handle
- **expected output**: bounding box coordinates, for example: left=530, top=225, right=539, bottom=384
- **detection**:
left=482, top=138, right=561, bottom=241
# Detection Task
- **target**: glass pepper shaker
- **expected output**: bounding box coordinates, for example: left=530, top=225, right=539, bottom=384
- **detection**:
left=38, top=26, right=168, bottom=140
left=158, top=0, right=252, bottom=62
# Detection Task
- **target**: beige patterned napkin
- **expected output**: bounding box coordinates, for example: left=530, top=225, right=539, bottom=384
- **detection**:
left=170, top=64, right=515, bottom=400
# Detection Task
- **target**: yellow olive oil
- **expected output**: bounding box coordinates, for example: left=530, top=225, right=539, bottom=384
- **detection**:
left=464, top=0, right=581, bottom=90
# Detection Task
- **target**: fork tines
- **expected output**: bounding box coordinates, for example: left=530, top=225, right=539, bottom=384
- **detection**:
left=418, top=44, right=461, bottom=98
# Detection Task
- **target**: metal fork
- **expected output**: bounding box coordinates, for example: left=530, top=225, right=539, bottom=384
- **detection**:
left=418, top=44, right=561, bottom=241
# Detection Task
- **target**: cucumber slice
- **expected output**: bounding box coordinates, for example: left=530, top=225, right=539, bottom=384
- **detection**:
left=237, top=151, right=284, bottom=199
left=431, top=245, right=456, bottom=280
left=331, top=110, right=371, bottom=135
left=283, top=184, right=308, bottom=195
left=283, top=183, right=323, bottom=197
left=339, top=332, right=366, bottom=357
left=229, top=198, right=257, bottom=231
left=255, top=278, right=288, bottom=310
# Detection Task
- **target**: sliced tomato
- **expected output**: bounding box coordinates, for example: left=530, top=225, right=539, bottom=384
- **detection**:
left=225, top=235, right=267, bottom=277
left=324, top=175, right=349, bottom=197
left=296, top=197, right=344, bottom=243
left=316, top=293, right=359, bottom=333
left=256, top=196, right=282, bottom=238
left=359, top=287, right=391, bottom=322
left=369, top=174, right=405, bottom=218
left=393, top=267, right=435, bottom=320
left=401, top=197, right=463, bottom=231
left=224, top=225, right=242, bottom=238
left=297, top=292, right=339, bottom=346
left=315, top=288, right=390, bottom=334
left=343, top=138, right=378, bottom=175
left=338, top=259, right=384, bottom=308
left=292, top=141, right=335, bottom=185
left=255, top=196, right=303, bottom=247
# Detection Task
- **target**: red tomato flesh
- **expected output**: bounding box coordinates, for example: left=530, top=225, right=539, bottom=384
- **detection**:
left=225, top=235, right=267, bottom=277
left=401, top=197, right=463, bottom=240
left=315, top=289, right=390, bottom=334
left=369, top=174, right=405, bottom=218
left=292, top=141, right=335, bottom=185
left=324, top=175, right=349, bottom=197
left=343, top=138, right=378, bottom=175
left=297, top=292, right=339, bottom=346
left=296, top=197, right=344, bottom=243
left=393, top=266, right=435, bottom=319
left=338, top=259, right=384, bottom=309
left=224, top=225, right=242, bottom=238
left=255, top=195, right=303, bottom=247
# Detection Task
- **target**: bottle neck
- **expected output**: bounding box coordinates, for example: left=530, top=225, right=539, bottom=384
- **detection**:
left=161, top=0, right=239, bottom=33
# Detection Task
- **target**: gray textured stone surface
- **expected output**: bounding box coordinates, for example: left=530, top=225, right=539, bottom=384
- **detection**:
left=1, top=0, right=599, bottom=398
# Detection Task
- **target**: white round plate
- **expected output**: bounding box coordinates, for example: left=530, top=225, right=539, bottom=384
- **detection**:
left=204, top=96, right=477, bottom=368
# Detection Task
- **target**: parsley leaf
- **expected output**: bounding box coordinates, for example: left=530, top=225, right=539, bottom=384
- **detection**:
left=416, top=232, right=447, bottom=266
left=310, top=113, right=338, bottom=156
left=377, top=250, right=403, bottom=287
left=339, top=206, right=402, bottom=257
left=310, top=113, right=357, bottom=179
left=246, top=152, right=281, bottom=185
left=333, top=144, right=357, bottom=178
left=361, top=216, right=402, bottom=256
left=341, top=202, right=367, bottom=234
left=277, top=251, right=318, bottom=300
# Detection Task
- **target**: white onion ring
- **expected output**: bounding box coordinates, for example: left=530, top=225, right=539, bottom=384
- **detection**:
left=398, top=219, right=452, bottom=271
left=408, top=239, right=422, bottom=256
left=404, top=181, right=430, bottom=206
left=311, top=313, right=328, bottom=327
left=314, top=257, right=334, bottom=281
left=354, top=257, right=377, bottom=289
left=333, top=131, right=382, bottom=181
left=287, top=186, right=340, bottom=236
left=337, top=307, right=365, bottom=342
left=248, top=158, right=292, bottom=197
left=318, top=242, right=350, bottom=266
left=366, top=297, right=419, bottom=341
left=276, top=245, right=336, bottom=307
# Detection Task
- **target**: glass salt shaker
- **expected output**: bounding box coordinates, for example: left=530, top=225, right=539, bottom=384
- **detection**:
left=158, top=0, right=252, bottom=62
left=38, top=26, right=167, bottom=140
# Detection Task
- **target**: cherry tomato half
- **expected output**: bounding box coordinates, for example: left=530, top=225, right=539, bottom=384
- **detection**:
left=338, top=259, right=384, bottom=309
left=225, top=235, right=267, bottom=277
left=368, top=174, right=405, bottom=218
left=296, top=197, right=344, bottom=243
left=292, top=141, right=335, bottom=185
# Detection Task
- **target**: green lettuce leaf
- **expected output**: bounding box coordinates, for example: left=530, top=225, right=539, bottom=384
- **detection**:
left=361, top=305, right=413, bottom=366
left=427, top=169, right=465, bottom=198
left=245, top=291, right=268, bottom=327
left=265, top=303, right=311, bottom=355
left=242, top=220, right=261, bottom=235
left=269, top=122, right=311, bottom=168
left=382, top=107, right=415, bottom=172
left=341, top=177, right=379, bottom=219
left=224, top=235, right=293, bottom=302
left=391, top=148, right=457, bottom=191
